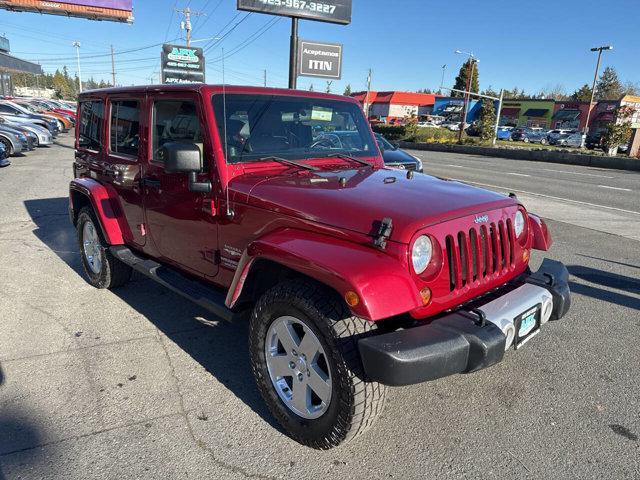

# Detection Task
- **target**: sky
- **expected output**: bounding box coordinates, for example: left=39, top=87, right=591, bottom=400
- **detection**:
left=1, top=0, right=639, bottom=96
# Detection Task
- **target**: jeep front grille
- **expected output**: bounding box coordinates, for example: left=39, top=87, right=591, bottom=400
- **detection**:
left=445, top=219, right=515, bottom=292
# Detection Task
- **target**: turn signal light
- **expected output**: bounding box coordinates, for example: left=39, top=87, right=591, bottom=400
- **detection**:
left=522, top=249, right=530, bottom=263
left=344, top=291, right=360, bottom=307
left=419, top=287, right=432, bottom=306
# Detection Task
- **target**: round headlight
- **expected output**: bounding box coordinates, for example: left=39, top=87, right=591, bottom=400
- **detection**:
left=412, top=235, right=433, bottom=275
left=514, top=211, right=526, bottom=238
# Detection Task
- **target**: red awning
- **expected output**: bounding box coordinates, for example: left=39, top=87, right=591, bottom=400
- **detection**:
left=501, top=107, right=520, bottom=116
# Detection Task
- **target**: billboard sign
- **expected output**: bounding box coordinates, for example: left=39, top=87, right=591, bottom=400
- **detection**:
left=161, top=44, right=205, bottom=85
left=0, top=0, right=134, bottom=23
left=237, top=0, right=351, bottom=25
left=297, top=40, right=342, bottom=79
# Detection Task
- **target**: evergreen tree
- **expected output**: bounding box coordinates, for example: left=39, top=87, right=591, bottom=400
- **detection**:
left=452, top=59, right=479, bottom=98
left=343, top=83, right=352, bottom=96
left=596, top=66, right=623, bottom=100
left=479, top=99, right=497, bottom=141
left=481, top=86, right=498, bottom=98
left=308, top=84, right=314, bottom=92
left=571, top=84, right=593, bottom=102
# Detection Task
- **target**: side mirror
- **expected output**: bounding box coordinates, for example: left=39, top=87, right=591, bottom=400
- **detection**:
left=161, top=142, right=212, bottom=193
left=391, top=141, right=399, bottom=149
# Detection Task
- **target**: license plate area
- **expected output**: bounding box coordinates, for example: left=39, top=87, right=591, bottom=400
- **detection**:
left=514, top=303, right=542, bottom=350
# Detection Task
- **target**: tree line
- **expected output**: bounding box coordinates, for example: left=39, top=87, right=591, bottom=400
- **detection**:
left=12, top=67, right=112, bottom=100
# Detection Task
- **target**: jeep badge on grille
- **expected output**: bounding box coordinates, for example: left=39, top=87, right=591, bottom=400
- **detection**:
left=474, top=215, right=489, bottom=224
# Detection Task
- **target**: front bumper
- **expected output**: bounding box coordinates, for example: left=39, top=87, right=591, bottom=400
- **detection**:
left=358, top=259, right=571, bottom=386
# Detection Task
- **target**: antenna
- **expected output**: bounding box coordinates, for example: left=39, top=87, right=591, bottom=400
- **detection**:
left=222, top=47, right=234, bottom=220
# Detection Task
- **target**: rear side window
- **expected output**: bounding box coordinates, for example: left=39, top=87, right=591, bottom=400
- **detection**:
left=110, top=100, right=140, bottom=157
left=78, top=101, right=104, bottom=150
left=152, top=100, right=201, bottom=163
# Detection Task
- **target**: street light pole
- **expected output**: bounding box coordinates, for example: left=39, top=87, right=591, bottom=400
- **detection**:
left=73, top=41, right=82, bottom=93
left=582, top=45, right=613, bottom=148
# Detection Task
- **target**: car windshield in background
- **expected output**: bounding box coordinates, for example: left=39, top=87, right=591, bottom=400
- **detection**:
left=212, top=94, right=376, bottom=164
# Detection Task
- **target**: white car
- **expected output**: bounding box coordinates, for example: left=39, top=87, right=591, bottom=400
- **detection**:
left=417, top=121, right=439, bottom=128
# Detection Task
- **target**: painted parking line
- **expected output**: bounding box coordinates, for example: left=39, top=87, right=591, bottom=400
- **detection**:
left=598, top=185, right=632, bottom=192
left=451, top=179, right=640, bottom=216
left=506, top=172, right=530, bottom=177
left=444, top=164, right=464, bottom=168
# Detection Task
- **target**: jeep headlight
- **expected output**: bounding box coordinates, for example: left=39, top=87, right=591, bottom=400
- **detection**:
left=514, top=210, right=526, bottom=238
left=412, top=235, right=433, bottom=274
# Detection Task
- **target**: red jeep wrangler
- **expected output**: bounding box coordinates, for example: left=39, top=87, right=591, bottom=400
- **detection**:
left=70, top=85, right=570, bottom=449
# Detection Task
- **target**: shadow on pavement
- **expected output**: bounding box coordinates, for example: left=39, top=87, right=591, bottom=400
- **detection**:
left=23, top=197, right=83, bottom=277
left=568, top=265, right=640, bottom=312
left=0, top=363, right=47, bottom=480
left=576, top=254, right=640, bottom=271
left=23, top=197, right=281, bottom=433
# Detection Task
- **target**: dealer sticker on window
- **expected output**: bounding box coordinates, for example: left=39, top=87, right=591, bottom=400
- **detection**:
left=311, top=107, right=333, bottom=122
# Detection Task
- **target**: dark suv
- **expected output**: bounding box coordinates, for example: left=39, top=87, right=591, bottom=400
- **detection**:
left=70, top=85, right=570, bottom=449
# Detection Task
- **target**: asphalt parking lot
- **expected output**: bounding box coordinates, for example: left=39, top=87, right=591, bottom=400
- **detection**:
left=0, top=137, right=639, bottom=479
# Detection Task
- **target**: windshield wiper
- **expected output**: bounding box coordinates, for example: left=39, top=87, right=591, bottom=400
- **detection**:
left=325, top=153, right=373, bottom=167
left=257, top=156, right=319, bottom=171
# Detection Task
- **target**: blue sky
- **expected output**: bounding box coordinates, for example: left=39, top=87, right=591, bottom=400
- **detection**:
left=2, top=0, right=639, bottom=95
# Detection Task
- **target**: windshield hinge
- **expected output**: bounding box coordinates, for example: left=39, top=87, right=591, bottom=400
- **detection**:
left=372, top=217, right=393, bottom=250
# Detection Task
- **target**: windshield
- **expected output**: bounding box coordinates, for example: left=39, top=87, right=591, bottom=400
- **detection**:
left=212, top=93, right=376, bottom=164
left=8, top=102, right=31, bottom=115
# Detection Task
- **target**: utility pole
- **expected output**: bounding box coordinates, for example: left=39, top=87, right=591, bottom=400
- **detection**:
left=440, top=64, right=446, bottom=93
left=582, top=45, right=613, bottom=148
left=493, top=89, right=504, bottom=146
left=110, top=45, right=116, bottom=86
left=264, top=69, right=267, bottom=87
left=176, top=7, right=205, bottom=47
left=364, top=68, right=372, bottom=118
left=73, top=41, right=82, bottom=93
left=455, top=50, right=477, bottom=143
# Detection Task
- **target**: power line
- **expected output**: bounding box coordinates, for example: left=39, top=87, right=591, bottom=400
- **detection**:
left=207, top=17, right=282, bottom=62
left=202, top=12, right=247, bottom=52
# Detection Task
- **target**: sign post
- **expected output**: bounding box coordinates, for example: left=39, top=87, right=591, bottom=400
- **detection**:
left=161, top=44, right=206, bottom=84
left=237, top=0, right=352, bottom=89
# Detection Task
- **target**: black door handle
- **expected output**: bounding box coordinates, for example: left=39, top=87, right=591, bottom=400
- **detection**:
left=142, top=178, right=161, bottom=188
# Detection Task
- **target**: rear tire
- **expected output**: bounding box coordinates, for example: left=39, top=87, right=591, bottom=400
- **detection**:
left=249, top=280, right=386, bottom=449
left=76, top=206, right=131, bottom=289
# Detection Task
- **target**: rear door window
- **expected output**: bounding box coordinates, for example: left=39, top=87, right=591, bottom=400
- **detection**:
left=110, top=100, right=140, bottom=157
left=78, top=101, right=104, bottom=151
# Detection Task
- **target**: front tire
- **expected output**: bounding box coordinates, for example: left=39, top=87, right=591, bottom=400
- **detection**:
left=0, top=138, right=13, bottom=156
left=76, top=207, right=131, bottom=289
left=249, top=280, right=386, bottom=449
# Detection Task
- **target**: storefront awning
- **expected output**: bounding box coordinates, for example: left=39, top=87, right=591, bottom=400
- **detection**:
left=501, top=107, right=520, bottom=116
left=523, top=108, right=549, bottom=117
left=553, top=109, right=581, bottom=121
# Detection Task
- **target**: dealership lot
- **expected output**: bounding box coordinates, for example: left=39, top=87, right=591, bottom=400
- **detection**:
left=0, top=137, right=638, bottom=479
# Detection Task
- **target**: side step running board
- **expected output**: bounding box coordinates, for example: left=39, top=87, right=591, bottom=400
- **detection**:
left=110, top=245, right=236, bottom=322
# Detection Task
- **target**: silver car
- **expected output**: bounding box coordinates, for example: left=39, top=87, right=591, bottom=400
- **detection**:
left=550, top=132, right=584, bottom=148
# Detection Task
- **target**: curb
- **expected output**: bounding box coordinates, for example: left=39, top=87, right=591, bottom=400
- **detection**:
left=399, top=142, right=640, bottom=172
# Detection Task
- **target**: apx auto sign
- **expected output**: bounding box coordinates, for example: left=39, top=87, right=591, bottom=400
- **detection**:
left=161, top=44, right=205, bottom=84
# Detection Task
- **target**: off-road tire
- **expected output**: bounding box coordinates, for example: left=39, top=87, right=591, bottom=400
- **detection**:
left=76, top=206, right=131, bottom=289
left=249, top=280, right=386, bottom=449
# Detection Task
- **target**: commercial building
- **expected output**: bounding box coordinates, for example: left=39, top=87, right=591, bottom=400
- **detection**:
left=551, top=102, right=595, bottom=130
left=0, top=36, right=43, bottom=96
left=432, top=96, right=487, bottom=124
left=351, top=91, right=436, bottom=123
left=500, top=99, right=555, bottom=128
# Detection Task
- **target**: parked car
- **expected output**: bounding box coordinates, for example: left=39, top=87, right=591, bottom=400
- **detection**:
left=70, top=85, right=570, bottom=449
left=549, top=132, right=584, bottom=148
left=374, top=133, right=423, bottom=172
left=0, top=141, right=9, bottom=167
left=417, top=121, right=439, bottom=128
left=496, top=126, right=514, bottom=141
left=0, top=126, right=26, bottom=155
left=511, top=127, right=548, bottom=144
left=0, top=101, right=59, bottom=135
left=546, top=129, right=576, bottom=143
left=585, top=130, right=630, bottom=153
left=14, top=100, right=73, bottom=131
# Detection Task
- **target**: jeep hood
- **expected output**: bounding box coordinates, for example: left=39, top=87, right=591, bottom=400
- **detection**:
left=232, top=167, right=516, bottom=244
